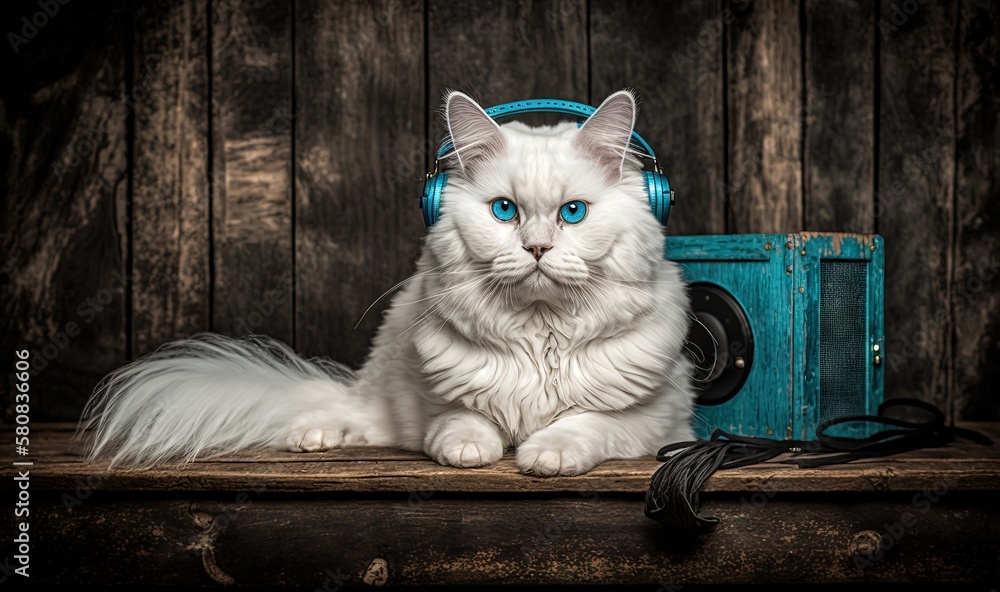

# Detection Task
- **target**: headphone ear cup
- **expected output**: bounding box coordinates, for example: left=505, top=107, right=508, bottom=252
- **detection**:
left=642, top=171, right=671, bottom=226
left=421, top=172, right=448, bottom=227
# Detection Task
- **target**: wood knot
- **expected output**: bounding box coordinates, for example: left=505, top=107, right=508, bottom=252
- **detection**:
left=363, top=557, right=389, bottom=586
left=849, top=529, right=883, bottom=558
left=191, top=510, right=214, bottom=530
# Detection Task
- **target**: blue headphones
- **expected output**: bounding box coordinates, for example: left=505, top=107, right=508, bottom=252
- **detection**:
left=420, top=98, right=674, bottom=228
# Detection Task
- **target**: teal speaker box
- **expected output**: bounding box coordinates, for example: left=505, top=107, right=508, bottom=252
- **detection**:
left=665, top=233, right=885, bottom=441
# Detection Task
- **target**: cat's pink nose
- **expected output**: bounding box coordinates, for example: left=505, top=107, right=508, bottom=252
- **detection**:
left=523, top=244, right=552, bottom=261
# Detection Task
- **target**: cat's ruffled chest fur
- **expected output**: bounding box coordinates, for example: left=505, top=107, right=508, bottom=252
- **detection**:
left=413, top=304, right=666, bottom=445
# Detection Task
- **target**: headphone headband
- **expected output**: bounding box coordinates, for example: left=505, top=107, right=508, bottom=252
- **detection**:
left=435, top=98, right=658, bottom=167
left=421, top=96, right=673, bottom=228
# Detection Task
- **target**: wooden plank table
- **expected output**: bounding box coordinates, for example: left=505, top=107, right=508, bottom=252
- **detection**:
left=3, top=422, right=998, bottom=587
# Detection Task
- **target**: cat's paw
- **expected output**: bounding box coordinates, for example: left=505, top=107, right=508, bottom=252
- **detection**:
left=516, top=432, right=601, bottom=476
left=426, top=416, right=504, bottom=468
left=285, top=427, right=343, bottom=452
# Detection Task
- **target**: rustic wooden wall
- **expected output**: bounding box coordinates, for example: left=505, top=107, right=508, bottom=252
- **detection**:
left=2, top=0, right=997, bottom=422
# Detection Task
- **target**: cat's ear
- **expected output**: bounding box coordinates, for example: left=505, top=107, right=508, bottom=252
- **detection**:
left=576, top=90, right=637, bottom=181
left=443, top=91, right=505, bottom=172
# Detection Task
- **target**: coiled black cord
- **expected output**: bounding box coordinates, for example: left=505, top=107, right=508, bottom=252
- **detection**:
left=644, top=398, right=993, bottom=529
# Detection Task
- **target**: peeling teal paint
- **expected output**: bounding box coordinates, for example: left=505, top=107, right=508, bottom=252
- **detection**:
left=666, top=234, right=885, bottom=441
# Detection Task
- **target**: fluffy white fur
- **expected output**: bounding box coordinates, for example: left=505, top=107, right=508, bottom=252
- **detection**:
left=78, top=90, right=697, bottom=475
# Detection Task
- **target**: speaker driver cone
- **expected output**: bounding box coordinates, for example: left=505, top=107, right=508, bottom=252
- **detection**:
left=685, top=283, right=754, bottom=406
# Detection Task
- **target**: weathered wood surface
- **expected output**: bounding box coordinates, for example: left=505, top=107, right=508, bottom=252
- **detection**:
left=726, top=0, right=802, bottom=233
left=2, top=0, right=999, bottom=431
left=591, top=0, right=727, bottom=235
left=0, top=2, right=129, bottom=420
left=953, top=0, right=1000, bottom=422
left=5, top=421, right=998, bottom=585
left=16, top=494, right=1000, bottom=586
left=428, top=0, right=588, bottom=125
left=803, top=0, right=876, bottom=233
left=131, top=0, right=211, bottom=356
left=5, top=422, right=997, bottom=494
left=878, top=0, right=956, bottom=417
left=210, top=0, right=294, bottom=342
left=293, top=0, right=426, bottom=366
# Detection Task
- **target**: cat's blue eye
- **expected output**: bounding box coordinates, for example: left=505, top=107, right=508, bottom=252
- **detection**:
left=491, top=198, right=518, bottom=222
left=559, top=200, right=587, bottom=224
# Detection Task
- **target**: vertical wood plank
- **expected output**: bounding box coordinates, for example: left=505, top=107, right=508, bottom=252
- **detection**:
left=591, top=0, right=727, bottom=235
left=727, top=0, right=802, bottom=233
left=132, top=0, right=211, bottom=356
left=294, top=0, right=425, bottom=365
left=878, top=0, right=955, bottom=414
left=0, top=2, right=128, bottom=420
left=428, top=0, right=588, bottom=120
left=803, top=0, right=876, bottom=232
left=211, top=0, right=294, bottom=343
left=953, top=0, right=1000, bottom=421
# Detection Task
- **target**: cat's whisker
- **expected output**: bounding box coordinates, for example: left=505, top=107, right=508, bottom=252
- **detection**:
left=588, top=273, right=718, bottom=352
left=589, top=270, right=679, bottom=285
left=589, top=276, right=684, bottom=326
left=583, top=275, right=716, bottom=382
left=395, top=274, right=488, bottom=307
left=402, top=290, right=473, bottom=335
left=354, top=263, right=453, bottom=328
left=586, top=276, right=671, bottom=323
left=355, top=265, right=491, bottom=329
left=690, top=408, right=713, bottom=434
left=401, top=274, right=494, bottom=336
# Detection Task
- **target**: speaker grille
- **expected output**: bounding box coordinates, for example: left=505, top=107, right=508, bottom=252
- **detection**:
left=819, top=260, right=867, bottom=422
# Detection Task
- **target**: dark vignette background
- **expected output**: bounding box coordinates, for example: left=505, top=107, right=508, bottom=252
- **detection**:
left=1, top=0, right=998, bottom=423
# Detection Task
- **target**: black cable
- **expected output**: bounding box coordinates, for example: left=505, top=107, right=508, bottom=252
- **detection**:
left=644, top=398, right=993, bottom=529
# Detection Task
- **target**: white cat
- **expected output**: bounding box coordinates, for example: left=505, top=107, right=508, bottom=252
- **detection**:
left=79, top=89, right=696, bottom=476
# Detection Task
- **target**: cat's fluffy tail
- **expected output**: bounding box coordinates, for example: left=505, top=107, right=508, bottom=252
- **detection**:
left=77, top=333, right=382, bottom=467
